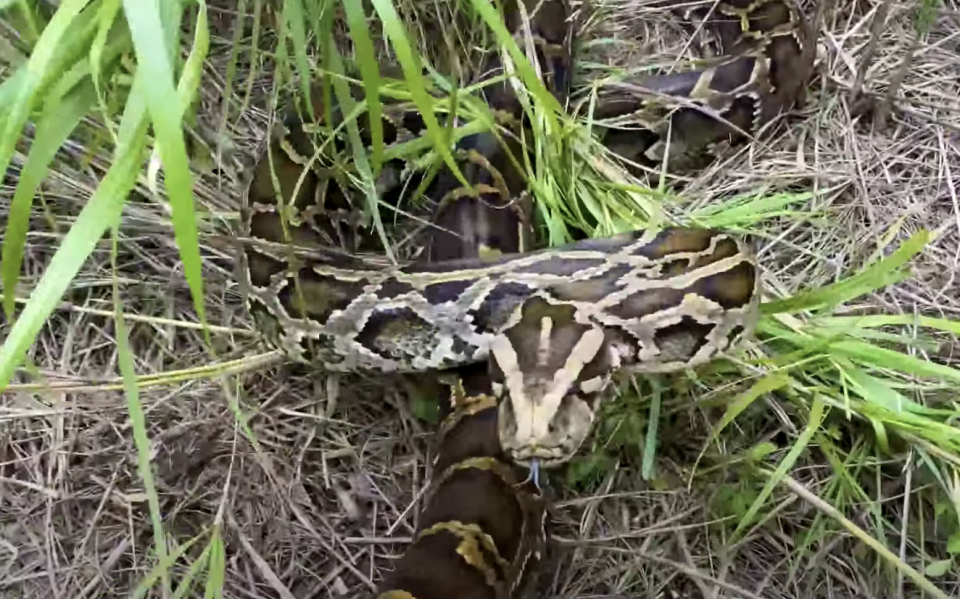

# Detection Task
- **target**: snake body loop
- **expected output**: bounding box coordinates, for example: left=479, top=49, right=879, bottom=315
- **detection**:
left=239, top=2, right=812, bottom=595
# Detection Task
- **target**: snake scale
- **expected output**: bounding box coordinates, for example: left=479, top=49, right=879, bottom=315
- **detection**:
left=238, top=0, right=812, bottom=596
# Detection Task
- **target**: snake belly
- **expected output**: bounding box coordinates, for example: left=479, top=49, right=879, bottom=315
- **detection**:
left=238, top=0, right=810, bottom=467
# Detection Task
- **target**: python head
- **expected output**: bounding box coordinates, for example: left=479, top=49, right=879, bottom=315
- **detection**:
left=490, top=296, right=617, bottom=468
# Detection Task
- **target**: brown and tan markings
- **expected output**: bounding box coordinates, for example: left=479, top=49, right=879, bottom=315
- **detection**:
left=236, top=0, right=814, bottom=596
left=373, top=365, right=547, bottom=599
left=373, top=3, right=572, bottom=593
left=237, top=0, right=812, bottom=473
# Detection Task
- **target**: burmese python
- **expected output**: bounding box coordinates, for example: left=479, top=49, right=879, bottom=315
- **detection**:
left=238, top=0, right=811, bottom=595
left=374, top=5, right=565, bottom=596
left=240, top=6, right=808, bottom=469
left=239, top=0, right=810, bottom=466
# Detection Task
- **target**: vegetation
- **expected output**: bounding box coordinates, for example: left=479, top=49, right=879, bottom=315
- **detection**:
left=1, top=0, right=958, bottom=596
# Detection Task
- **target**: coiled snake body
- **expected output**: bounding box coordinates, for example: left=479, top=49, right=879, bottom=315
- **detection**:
left=240, top=0, right=809, bottom=466
left=239, top=1, right=811, bottom=594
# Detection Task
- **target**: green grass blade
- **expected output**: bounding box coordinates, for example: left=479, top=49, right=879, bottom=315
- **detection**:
left=178, top=3, right=209, bottom=107
left=327, top=43, right=395, bottom=261
left=112, top=229, right=169, bottom=596
left=762, top=229, right=930, bottom=315
left=1, top=78, right=97, bottom=318
left=831, top=338, right=960, bottom=385
left=0, top=28, right=27, bottom=67
left=129, top=532, right=208, bottom=599
left=89, top=3, right=131, bottom=144
left=762, top=319, right=960, bottom=386
left=90, top=0, right=122, bottom=101
left=843, top=366, right=955, bottom=418
left=464, top=0, right=563, bottom=121
left=234, top=0, right=263, bottom=130
left=4, top=0, right=43, bottom=46
left=341, top=0, right=383, bottom=173
left=158, top=0, right=183, bottom=65
left=710, top=372, right=792, bottom=440
left=367, top=0, right=471, bottom=190
left=203, top=528, right=226, bottom=599
left=814, top=313, right=960, bottom=336
left=214, top=0, right=248, bottom=160
left=0, top=72, right=150, bottom=392
left=0, top=3, right=104, bottom=119
left=169, top=542, right=207, bottom=599
left=0, top=0, right=94, bottom=206
left=282, top=0, right=315, bottom=116
left=731, top=393, right=826, bottom=543
left=689, top=189, right=820, bottom=229
left=121, top=0, right=209, bottom=341
left=641, top=376, right=662, bottom=480
left=777, top=474, right=951, bottom=599
left=0, top=69, right=29, bottom=129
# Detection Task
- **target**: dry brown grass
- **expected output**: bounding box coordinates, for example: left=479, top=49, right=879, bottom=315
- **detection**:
left=3, top=0, right=960, bottom=597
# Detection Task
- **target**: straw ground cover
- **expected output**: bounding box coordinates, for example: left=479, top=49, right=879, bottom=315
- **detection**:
left=2, top=0, right=960, bottom=597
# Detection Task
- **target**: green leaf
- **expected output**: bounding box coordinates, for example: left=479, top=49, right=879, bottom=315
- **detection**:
left=121, top=0, right=209, bottom=341
left=923, top=559, right=953, bottom=577
left=762, top=229, right=929, bottom=315
left=2, top=78, right=97, bottom=318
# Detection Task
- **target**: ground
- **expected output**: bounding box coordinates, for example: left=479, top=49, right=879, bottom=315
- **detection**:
left=2, top=0, right=960, bottom=597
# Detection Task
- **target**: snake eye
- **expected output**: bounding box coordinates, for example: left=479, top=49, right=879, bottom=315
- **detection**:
left=727, top=324, right=745, bottom=346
